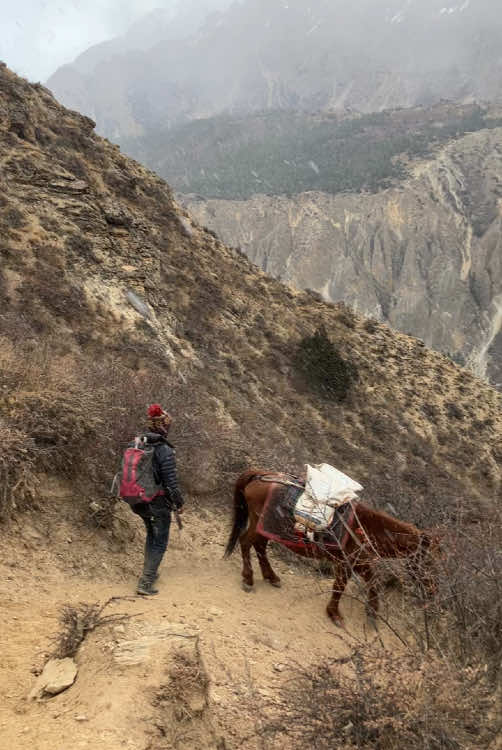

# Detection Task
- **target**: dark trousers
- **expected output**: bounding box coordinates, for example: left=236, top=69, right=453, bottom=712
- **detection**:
left=132, top=497, right=172, bottom=584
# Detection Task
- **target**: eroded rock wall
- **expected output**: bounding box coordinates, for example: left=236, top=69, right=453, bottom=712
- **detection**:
left=185, top=128, right=502, bottom=384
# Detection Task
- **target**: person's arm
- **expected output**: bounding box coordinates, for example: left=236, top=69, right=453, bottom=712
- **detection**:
left=156, top=444, right=184, bottom=509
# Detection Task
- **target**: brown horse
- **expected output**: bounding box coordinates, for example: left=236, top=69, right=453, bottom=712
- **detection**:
left=225, top=469, right=440, bottom=627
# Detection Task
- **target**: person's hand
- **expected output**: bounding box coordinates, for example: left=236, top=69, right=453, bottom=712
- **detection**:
left=176, top=506, right=184, bottom=514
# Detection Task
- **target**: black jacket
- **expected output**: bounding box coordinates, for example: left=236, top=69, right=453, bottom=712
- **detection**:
left=144, top=432, right=184, bottom=509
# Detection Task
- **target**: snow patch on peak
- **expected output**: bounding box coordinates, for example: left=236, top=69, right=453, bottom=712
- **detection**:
left=390, top=11, right=404, bottom=24
left=440, top=0, right=470, bottom=15
left=389, top=0, right=412, bottom=25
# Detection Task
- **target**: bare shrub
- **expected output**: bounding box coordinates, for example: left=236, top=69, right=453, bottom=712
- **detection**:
left=0, top=423, right=40, bottom=515
left=5, top=389, right=103, bottom=477
left=363, top=318, right=379, bottom=334
left=39, top=213, right=60, bottom=233
left=151, top=641, right=212, bottom=748
left=0, top=267, right=8, bottom=302
left=424, top=513, right=502, bottom=678
left=446, top=402, right=464, bottom=420
left=65, top=232, right=96, bottom=261
left=51, top=599, right=132, bottom=659
left=103, top=168, right=138, bottom=199
left=3, top=204, right=26, bottom=228
left=18, top=259, right=90, bottom=325
left=336, top=310, right=357, bottom=329
left=265, top=647, right=495, bottom=750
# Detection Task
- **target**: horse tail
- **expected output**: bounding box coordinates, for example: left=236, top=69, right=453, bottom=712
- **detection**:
left=224, top=469, right=260, bottom=558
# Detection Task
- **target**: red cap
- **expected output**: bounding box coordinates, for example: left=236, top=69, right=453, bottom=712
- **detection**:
left=147, top=403, right=165, bottom=418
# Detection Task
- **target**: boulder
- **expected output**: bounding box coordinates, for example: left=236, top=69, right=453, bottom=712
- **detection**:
left=29, top=657, right=77, bottom=700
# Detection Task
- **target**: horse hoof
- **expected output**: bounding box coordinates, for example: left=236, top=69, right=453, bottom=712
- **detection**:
left=268, top=579, right=282, bottom=588
left=367, top=614, right=378, bottom=631
left=328, top=612, right=346, bottom=629
left=242, top=582, right=254, bottom=593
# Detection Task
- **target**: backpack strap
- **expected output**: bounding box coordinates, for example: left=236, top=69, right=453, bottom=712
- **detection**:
left=110, top=473, right=120, bottom=497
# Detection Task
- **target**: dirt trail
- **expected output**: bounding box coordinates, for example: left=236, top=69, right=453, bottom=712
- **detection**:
left=0, top=506, right=405, bottom=749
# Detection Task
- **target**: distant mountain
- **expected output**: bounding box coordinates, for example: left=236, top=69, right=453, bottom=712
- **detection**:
left=48, top=0, right=502, bottom=140
left=45, top=0, right=502, bottom=388
left=184, top=121, right=502, bottom=386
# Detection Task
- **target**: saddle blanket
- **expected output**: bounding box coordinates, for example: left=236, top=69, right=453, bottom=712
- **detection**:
left=257, top=482, right=356, bottom=553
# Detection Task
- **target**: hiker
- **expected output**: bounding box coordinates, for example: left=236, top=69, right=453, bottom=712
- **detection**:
left=120, top=404, right=184, bottom=596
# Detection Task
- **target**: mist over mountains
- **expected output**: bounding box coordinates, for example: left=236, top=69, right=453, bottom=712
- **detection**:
left=48, top=0, right=502, bottom=140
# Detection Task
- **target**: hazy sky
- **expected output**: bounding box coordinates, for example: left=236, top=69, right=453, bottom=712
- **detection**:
left=0, top=0, right=178, bottom=82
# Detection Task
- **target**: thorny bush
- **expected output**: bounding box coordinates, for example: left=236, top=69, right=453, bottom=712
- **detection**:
left=51, top=599, right=132, bottom=659
left=0, top=333, right=266, bottom=522
left=265, top=647, right=497, bottom=750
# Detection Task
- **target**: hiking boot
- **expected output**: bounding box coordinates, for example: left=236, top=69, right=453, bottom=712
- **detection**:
left=136, top=580, right=159, bottom=596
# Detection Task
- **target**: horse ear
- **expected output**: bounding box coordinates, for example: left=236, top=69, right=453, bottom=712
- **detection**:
left=426, top=531, right=443, bottom=559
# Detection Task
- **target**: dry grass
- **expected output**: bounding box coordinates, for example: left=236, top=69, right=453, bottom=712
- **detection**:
left=150, top=641, right=213, bottom=749
left=265, top=646, right=497, bottom=750
left=0, top=332, right=272, bottom=521
left=0, top=423, right=40, bottom=514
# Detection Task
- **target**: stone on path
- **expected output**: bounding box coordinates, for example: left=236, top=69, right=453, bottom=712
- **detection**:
left=29, top=657, right=78, bottom=700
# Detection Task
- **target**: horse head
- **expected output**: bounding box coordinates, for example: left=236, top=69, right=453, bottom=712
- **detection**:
left=412, top=529, right=443, bottom=599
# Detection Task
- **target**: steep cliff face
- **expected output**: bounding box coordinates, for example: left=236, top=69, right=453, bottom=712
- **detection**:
left=184, top=127, right=502, bottom=385
left=47, top=0, right=502, bottom=141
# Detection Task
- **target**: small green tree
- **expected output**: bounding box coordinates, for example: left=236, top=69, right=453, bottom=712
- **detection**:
left=295, top=326, right=357, bottom=402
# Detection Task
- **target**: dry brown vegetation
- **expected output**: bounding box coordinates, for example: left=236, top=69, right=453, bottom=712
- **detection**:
left=259, top=506, right=502, bottom=748
left=151, top=643, right=215, bottom=749
left=266, top=647, right=498, bottom=750
left=50, top=599, right=132, bottom=659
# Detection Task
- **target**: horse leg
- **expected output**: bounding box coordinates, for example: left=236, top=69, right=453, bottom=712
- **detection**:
left=326, top=561, right=350, bottom=627
left=239, top=511, right=259, bottom=592
left=357, top=563, right=379, bottom=629
left=253, top=535, right=281, bottom=588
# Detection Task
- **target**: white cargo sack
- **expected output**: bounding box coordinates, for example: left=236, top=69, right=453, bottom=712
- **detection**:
left=294, top=463, right=363, bottom=531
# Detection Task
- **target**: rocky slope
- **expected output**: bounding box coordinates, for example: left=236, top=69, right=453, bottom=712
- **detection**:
left=47, top=0, right=502, bottom=141
left=1, top=61, right=502, bottom=750
left=0, top=61, right=499, bottom=524
left=185, top=124, right=502, bottom=386
left=1, top=62, right=502, bottom=520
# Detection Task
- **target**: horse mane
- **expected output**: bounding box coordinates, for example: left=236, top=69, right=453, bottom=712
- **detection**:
left=354, top=502, right=421, bottom=538
left=238, top=468, right=268, bottom=486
